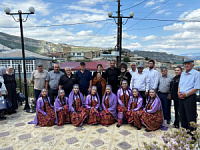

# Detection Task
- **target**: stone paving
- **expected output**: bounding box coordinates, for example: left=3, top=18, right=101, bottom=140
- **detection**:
left=0, top=105, right=200, bottom=150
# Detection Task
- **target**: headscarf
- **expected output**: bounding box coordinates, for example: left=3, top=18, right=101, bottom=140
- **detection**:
left=88, top=85, right=101, bottom=110
left=118, top=80, right=132, bottom=92
left=0, top=67, right=6, bottom=76
left=68, top=84, right=84, bottom=106
left=132, top=88, right=142, bottom=102
left=145, top=89, right=167, bottom=130
left=102, top=85, right=116, bottom=105
left=6, top=66, right=13, bottom=75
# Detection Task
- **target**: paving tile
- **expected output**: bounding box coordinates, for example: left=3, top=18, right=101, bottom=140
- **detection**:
left=96, top=128, right=107, bottom=134
left=0, top=146, right=14, bottom=150
left=42, top=135, right=54, bottom=142
left=91, top=139, right=104, bottom=147
left=15, top=122, right=25, bottom=127
left=74, top=126, right=85, bottom=131
left=119, top=130, right=131, bottom=136
left=0, top=131, right=10, bottom=138
left=143, top=132, right=156, bottom=138
left=117, top=142, right=132, bottom=149
left=19, top=133, right=31, bottom=140
left=11, top=114, right=21, bottom=118
left=0, top=120, right=8, bottom=125
left=54, top=126, right=64, bottom=130
left=66, top=137, right=78, bottom=144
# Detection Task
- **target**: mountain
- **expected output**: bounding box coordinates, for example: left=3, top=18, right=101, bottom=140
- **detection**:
left=180, top=53, right=200, bottom=60
left=0, top=32, right=68, bottom=54
left=132, top=50, right=188, bottom=62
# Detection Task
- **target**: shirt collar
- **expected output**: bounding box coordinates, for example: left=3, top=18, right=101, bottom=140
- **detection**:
left=184, top=69, right=194, bottom=75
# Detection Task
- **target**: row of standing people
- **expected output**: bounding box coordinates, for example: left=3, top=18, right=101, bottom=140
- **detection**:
left=29, top=82, right=165, bottom=132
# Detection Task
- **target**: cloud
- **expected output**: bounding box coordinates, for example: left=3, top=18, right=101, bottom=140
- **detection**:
left=156, top=9, right=166, bottom=14
left=145, top=0, right=155, bottom=7
left=78, top=0, right=112, bottom=6
left=142, top=35, right=157, bottom=41
left=67, top=5, right=106, bottom=14
left=176, top=3, right=183, bottom=7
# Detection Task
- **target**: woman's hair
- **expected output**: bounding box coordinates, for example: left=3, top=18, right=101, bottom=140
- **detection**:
left=97, top=64, right=103, bottom=68
left=175, top=66, right=182, bottom=71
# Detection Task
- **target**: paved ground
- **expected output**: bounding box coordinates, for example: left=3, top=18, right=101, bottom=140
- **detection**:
left=0, top=105, right=200, bottom=150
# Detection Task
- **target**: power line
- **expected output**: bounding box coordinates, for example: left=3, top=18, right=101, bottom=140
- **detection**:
left=127, top=0, right=170, bottom=30
left=121, top=0, right=148, bottom=12
left=0, top=19, right=112, bottom=29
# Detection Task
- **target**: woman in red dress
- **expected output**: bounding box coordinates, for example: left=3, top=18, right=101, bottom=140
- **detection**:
left=29, top=89, right=55, bottom=126
left=85, top=86, right=101, bottom=125
left=126, top=88, right=143, bottom=130
left=69, top=84, right=88, bottom=127
left=100, top=85, right=117, bottom=126
left=54, top=89, right=70, bottom=126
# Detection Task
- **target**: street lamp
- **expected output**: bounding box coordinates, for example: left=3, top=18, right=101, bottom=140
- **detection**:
left=4, top=7, right=35, bottom=113
left=108, top=6, right=134, bottom=67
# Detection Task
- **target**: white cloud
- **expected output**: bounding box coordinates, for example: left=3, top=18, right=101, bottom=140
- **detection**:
left=156, top=9, right=166, bottom=14
left=176, top=3, right=183, bottom=7
left=145, top=0, right=155, bottom=7
left=67, top=5, right=106, bottom=14
left=78, top=0, right=112, bottom=6
left=142, top=35, right=157, bottom=41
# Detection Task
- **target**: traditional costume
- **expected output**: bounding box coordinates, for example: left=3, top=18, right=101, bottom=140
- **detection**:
left=100, top=85, right=117, bottom=126
left=54, top=90, right=70, bottom=126
left=29, top=89, right=55, bottom=126
left=140, top=89, right=164, bottom=131
left=69, top=85, right=88, bottom=127
left=116, top=80, right=133, bottom=127
left=85, top=86, right=101, bottom=125
left=126, top=88, right=143, bottom=129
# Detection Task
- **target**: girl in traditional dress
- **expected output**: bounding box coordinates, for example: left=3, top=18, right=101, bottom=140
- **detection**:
left=69, top=84, right=88, bottom=127
left=54, top=89, right=70, bottom=126
left=85, top=86, right=101, bottom=125
left=116, top=80, right=133, bottom=127
left=29, top=89, right=55, bottom=126
left=100, top=85, right=117, bottom=126
left=126, top=88, right=143, bottom=130
left=141, top=89, right=164, bottom=132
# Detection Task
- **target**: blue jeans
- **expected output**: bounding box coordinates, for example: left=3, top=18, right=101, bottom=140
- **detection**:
left=34, top=89, right=41, bottom=101
left=158, top=92, right=171, bottom=121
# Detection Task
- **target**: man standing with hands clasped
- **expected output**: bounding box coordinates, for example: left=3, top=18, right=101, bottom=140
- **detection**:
left=178, top=60, right=200, bottom=132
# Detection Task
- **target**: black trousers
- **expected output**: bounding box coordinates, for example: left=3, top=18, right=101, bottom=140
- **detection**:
left=173, top=98, right=180, bottom=126
left=139, top=91, right=147, bottom=107
left=48, top=88, right=58, bottom=106
left=179, top=94, right=196, bottom=131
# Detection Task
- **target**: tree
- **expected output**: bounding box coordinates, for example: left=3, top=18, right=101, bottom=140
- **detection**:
left=123, top=56, right=130, bottom=62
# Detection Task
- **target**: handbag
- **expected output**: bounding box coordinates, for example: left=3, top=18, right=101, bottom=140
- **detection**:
left=5, top=98, right=12, bottom=109
left=0, top=96, right=7, bottom=110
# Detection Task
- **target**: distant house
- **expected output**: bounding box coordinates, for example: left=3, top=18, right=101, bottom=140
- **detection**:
left=70, top=51, right=84, bottom=59
left=0, top=49, right=52, bottom=78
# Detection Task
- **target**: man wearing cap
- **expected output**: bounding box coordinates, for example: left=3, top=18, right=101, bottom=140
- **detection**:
left=45, top=63, right=64, bottom=106
left=31, top=62, right=48, bottom=101
left=178, top=60, right=200, bottom=131
left=130, top=64, right=150, bottom=107
left=158, top=67, right=173, bottom=124
left=106, top=60, right=120, bottom=94
left=76, top=62, right=93, bottom=97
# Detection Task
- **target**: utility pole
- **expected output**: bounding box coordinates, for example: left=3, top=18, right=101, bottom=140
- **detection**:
left=108, top=1, right=134, bottom=67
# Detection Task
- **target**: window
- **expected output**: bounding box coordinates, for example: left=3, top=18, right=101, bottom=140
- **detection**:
left=77, top=53, right=81, bottom=55
left=0, top=60, right=10, bottom=68
left=25, top=60, right=34, bottom=73
left=12, top=60, right=22, bottom=73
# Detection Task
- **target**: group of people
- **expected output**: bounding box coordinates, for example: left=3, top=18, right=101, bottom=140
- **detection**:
left=1, top=58, right=199, bottom=133
left=0, top=66, right=18, bottom=119
left=28, top=59, right=200, bottom=133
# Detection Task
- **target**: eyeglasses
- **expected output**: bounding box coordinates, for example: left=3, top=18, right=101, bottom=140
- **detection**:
left=38, top=66, right=43, bottom=67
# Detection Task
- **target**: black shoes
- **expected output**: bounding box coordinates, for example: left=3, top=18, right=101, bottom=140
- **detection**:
left=116, top=124, right=121, bottom=128
left=145, top=129, right=151, bottom=132
left=137, top=127, right=141, bottom=130
left=167, top=120, right=170, bottom=124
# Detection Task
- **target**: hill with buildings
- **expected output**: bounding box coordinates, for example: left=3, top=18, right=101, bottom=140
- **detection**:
left=132, top=50, right=187, bottom=62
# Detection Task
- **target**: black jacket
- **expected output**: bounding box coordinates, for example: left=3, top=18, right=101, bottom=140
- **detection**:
left=170, top=75, right=181, bottom=100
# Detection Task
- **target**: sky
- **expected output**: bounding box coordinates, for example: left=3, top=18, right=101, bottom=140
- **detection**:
left=0, top=0, right=200, bottom=55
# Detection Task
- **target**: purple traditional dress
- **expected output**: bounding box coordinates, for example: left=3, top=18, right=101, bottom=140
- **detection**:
left=85, top=86, right=101, bottom=125
left=117, top=80, right=133, bottom=127
left=100, top=85, right=117, bottom=126
left=140, top=89, right=164, bottom=131
left=54, top=90, right=70, bottom=126
left=69, top=85, right=88, bottom=127
left=126, top=88, right=143, bottom=128
left=29, top=89, right=55, bottom=126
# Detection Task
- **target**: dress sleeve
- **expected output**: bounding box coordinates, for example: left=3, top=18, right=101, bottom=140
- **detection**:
left=133, top=97, right=143, bottom=111
left=85, top=95, right=91, bottom=109
left=117, top=90, right=124, bottom=107
left=108, top=95, right=117, bottom=113
left=37, top=99, right=46, bottom=116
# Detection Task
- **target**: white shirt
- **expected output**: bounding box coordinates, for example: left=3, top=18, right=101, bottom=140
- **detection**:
left=143, top=68, right=159, bottom=90
left=130, top=72, right=150, bottom=92
left=0, top=76, right=7, bottom=95
left=129, top=68, right=138, bottom=87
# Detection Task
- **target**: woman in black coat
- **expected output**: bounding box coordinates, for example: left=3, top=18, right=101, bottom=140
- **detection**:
left=3, top=66, right=18, bottom=114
